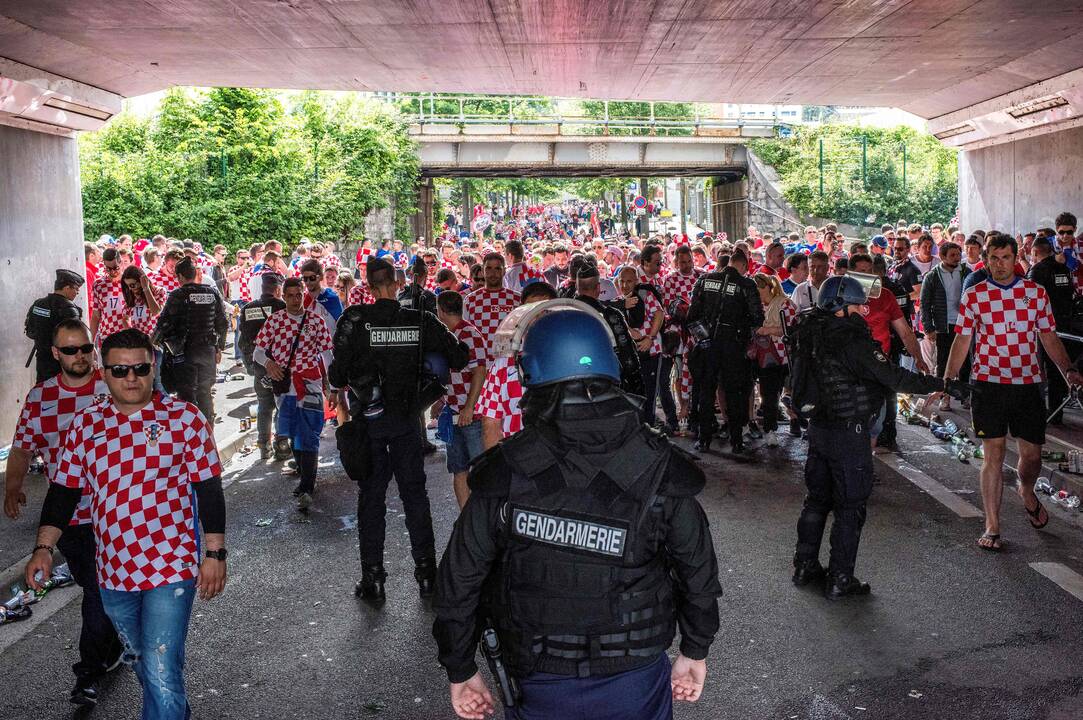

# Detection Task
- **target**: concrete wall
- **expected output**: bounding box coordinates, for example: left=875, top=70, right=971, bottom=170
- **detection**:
left=959, top=124, right=1083, bottom=234
left=0, top=125, right=85, bottom=443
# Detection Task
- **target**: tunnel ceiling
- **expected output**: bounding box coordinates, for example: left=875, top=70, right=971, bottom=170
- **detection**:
left=4, top=1, right=1083, bottom=119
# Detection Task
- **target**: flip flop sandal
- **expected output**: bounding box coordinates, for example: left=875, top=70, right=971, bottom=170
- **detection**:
left=1025, top=498, right=1049, bottom=529
left=978, top=532, right=1003, bottom=551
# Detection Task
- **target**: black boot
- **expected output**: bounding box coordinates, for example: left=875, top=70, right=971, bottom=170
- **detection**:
left=693, top=437, right=711, bottom=452
left=825, top=572, right=871, bottom=600
left=70, top=676, right=100, bottom=707
left=354, top=563, right=387, bottom=602
left=414, top=558, right=437, bottom=598
left=792, top=558, right=825, bottom=587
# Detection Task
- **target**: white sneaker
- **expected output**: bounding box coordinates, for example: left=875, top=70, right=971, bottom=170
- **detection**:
left=766, top=434, right=779, bottom=448
left=296, top=492, right=312, bottom=512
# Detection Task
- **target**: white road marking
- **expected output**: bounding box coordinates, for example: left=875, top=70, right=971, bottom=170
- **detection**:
left=1029, top=562, right=1083, bottom=602
left=0, top=584, right=79, bottom=655
left=876, top=454, right=984, bottom=518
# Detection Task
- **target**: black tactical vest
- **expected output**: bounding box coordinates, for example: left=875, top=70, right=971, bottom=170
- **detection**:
left=489, top=424, right=676, bottom=678
left=813, top=316, right=882, bottom=424
left=239, top=296, right=286, bottom=371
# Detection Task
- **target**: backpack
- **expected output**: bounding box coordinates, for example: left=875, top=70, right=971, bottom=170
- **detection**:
left=783, top=309, right=827, bottom=418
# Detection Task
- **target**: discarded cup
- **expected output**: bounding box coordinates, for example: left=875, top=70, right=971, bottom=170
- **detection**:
left=1036, top=477, right=1056, bottom=495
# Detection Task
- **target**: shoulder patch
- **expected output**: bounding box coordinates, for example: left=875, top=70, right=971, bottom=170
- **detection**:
left=467, top=445, right=512, bottom=497
left=659, top=445, right=706, bottom=497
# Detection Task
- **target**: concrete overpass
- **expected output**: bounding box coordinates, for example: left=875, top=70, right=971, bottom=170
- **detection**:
left=4, top=0, right=1083, bottom=431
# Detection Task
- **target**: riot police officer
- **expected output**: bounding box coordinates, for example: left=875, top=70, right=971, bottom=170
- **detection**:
left=238, top=272, right=286, bottom=459
left=574, top=263, right=644, bottom=394
left=24, top=269, right=85, bottom=383
left=329, top=257, right=468, bottom=601
left=686, top=249, right=763, bottom=455
left=155, top=257, right=229, bottom=422
left=398, top=256, right=437, bottom=313
left=790, top=275, right=967, bottom=599
left=432, top=304, right=722, bottom=720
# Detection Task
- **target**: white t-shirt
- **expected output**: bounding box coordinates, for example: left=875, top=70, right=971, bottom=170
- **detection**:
left=791, top=280, right=820, bottom=312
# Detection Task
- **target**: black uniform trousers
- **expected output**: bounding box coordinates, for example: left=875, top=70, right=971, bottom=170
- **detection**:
left=173, top=344, right=217, bottom=422
left=690, top=335, right=753, bottom=444
left=1042, top=346, right=1069, bottom=424
left=357, top=413, right=436, bottom=566
left=796, top=420, right=874, bottom=576
left=252, top=375, right=276, bottom=445
left=638, top=352, right=661, bottom=425
left=56, top=525, right=122, bottom=680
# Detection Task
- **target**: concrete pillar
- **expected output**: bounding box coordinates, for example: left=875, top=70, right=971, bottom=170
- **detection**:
left=0, top=124, right=86, bottom=442
left=959, top=124, right=1083, bottom=234
left=412, top=178, right=434, bottom=246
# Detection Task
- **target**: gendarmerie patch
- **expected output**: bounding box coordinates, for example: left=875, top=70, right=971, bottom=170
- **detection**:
left=189, top=293, right=216, bottom=305
left=244, top=307, right=272, bottom=322
left=511, top=507, right=628, bottom=558
left=368, top=325, right=420, bottom=347
left=703, top=279, right=723, bottom=293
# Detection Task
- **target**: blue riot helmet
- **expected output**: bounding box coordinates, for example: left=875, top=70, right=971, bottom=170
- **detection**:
left=816, top=273, right=881, bottom=313
left=517, top=307, right=621, bottom=388
left=422, top=352, right=450, bottom=383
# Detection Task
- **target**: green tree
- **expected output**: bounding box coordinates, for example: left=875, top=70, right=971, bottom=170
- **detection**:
left=579, top=101, right=696, bottom=136
left=749, top=125, right=957, bottom=227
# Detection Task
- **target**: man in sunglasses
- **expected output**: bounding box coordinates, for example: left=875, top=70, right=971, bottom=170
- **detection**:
left=299, top=258, right=344, bottom=333
left=6, top=319, right=122, bottom=707
left=26, top=328, right=227, bottom=719
left=25, top=269, right=85, bottom=383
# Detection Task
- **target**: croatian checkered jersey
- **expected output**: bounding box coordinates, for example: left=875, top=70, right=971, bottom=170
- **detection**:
left=956, top=278, right=1054, bottom=384
left=446, top=322, right=487, bottom=417
left=478, top=356, right=523, bottom=437
left=463, top=286, right=518, bottom=359
left=53, top=393, right=222, bottom=591
left=13, top=372, right=109, bottom=525
left=128, top=284, right=167, bottom=336
left=253, top=310, right=333, bottom=377
left=503, top=262, right=543, bottom=294
left=92, top=276, right=130, bottom=341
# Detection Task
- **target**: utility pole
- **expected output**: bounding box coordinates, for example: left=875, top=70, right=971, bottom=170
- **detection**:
left=638, top=175, right=649, bottom=236
left=679, top=178, right=687, bottom=236
left=461, top=179, right=471, bottom=240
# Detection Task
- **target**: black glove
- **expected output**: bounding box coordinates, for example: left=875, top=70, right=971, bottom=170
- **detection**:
left=944, top=378, right=970, bottom=401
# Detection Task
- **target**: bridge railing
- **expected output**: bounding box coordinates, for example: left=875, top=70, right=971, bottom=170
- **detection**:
left=387, top=94, right=781, bottom=136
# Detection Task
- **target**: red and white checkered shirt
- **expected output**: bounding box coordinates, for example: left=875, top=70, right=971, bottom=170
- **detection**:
left=463, top=286, right=518, bottom=359
left=764, top=298, right=797, bottom=363
left=12, top=372, right=109, bottom=526
left=92, top=276, right=130, bottom=341
left=53, top=393, right=222, bottom=591
left=253, top=309, right=334, bottom=377
left=478, top=356, right=523, bottom=437
left=661, top=270, right=701, bottom=311
left=446, top=322, right=487, bottom=417
left=348, top=284, right=375, bottom=306
left=503, top=262, right=543, bottom=294
left=628, top=290, right=663, bottom=357
left=237, top=266, right=258, bottom=303
left=322, top=254, right=341, bottom=272
left=128, top=284, right=167, bottom=336
left=149, top=268, right=181, bottom=297
left=956, top=278, right=1055, bottom=385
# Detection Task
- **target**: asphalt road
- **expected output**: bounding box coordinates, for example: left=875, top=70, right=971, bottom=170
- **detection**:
left=2, top=411, right=1083, bottom=719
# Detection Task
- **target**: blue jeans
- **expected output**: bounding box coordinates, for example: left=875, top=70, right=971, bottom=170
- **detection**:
left=100, top=579, right=196, bottom=720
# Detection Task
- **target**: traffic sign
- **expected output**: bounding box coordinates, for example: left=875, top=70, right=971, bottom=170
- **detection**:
left=633, top=195, right=647, bottom=209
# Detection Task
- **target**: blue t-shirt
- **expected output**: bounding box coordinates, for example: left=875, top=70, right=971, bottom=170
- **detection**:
left=781, top=278, right=797, bottom=295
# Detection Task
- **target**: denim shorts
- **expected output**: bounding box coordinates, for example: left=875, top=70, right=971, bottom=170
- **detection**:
left=446, top=418, right=484, bottom=473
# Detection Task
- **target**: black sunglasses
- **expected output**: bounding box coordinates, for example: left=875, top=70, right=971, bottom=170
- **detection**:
left=106, top=363, right=152, bottom=378
left=1057, top=229, right=1075, bottom=236
left=57, top=344, right=94, bottom=356
left=301, top=274, right=319, bottom=281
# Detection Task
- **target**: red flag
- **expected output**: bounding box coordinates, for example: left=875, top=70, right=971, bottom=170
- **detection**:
left=591, top=211, right=601, bottom=238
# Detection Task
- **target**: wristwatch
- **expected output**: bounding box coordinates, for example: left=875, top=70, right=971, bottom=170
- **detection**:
left=205, top=549, right=228, bottom=562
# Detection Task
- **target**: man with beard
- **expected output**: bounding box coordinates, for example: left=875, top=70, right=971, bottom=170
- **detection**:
left=5, top=320, right=122, bottom=707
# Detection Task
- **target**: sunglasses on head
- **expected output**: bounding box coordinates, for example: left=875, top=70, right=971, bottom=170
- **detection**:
left=57, top=343, right=94, bottom=356
left=106, top=363, right=152, bottom=378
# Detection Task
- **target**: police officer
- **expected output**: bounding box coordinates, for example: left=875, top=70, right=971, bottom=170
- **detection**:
left=25, top=269, right=85, bottom=383
left=790, top=275, right=967, bottom=599
left=155, top=257, right=229, bottom=422
left=398, top=256, right=437, bottom=314
left=238, top=272, right=286, bottom=459
left=329, top=257, right=468, bottom=601
left=574, top=263, right=644, bottom=394
left=432, top=305, right=721, bottom=720
left=686, top=249, right=763, bottom=455
left=1027, top=236, right=1075, bottom=424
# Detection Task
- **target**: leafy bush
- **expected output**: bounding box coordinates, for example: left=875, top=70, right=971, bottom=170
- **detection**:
left=749, top=125, right=957, bottom=227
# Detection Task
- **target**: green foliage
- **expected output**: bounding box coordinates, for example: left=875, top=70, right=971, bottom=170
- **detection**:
left=579, top=101, right=695, bottom=136
left=749, top=125, right=958, bottom=228
left=395, top=94, right=555, bottom=122
left=80, top=88, right=419, bottom=252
